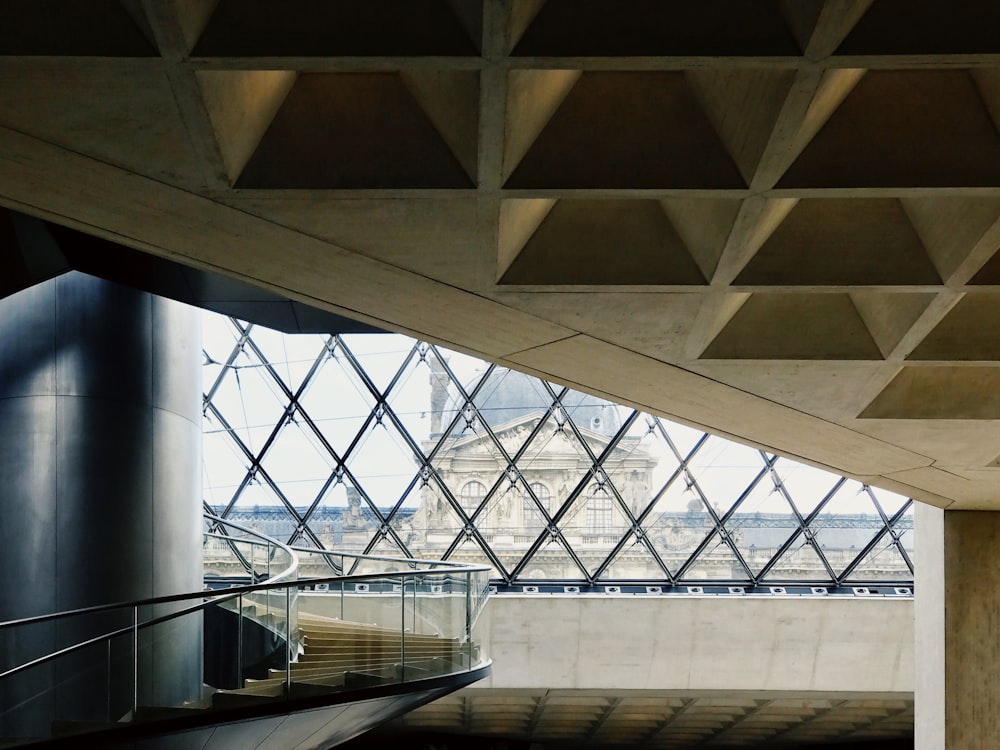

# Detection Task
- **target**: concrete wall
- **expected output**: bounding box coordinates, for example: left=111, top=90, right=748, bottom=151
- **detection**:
left=473, top=595, right=913, bottom=694
left=915, top=503, right=944, bottom=750
left=916, top=509, right=1000, bottom=748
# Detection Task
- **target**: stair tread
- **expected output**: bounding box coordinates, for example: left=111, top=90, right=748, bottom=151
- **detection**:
left=134, top=705, right=208, bottom=721
left=303, top=634, right=454, bottom=644
left=211, top=691, right=282, bottom=710
left=301, top=645, right=459, bottom=656
left=278, top=658, right=458, bottom=680
left=217, top=682, right=285, bottom=698
left=50, top=719, right=122, bottom=737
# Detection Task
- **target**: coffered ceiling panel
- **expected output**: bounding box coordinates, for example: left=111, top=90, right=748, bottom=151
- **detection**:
left=837, top=0, right=1000, bottom=55
left=236, top=73, right=476, bottom=189
left=504, top=72, right=745, bottom=190
left=701, top=294, right=882, bottom=361
left=734, top=199, right=940, bottom=287
left=0, top=0, right=155, bottom=56
left=4, top=0, right=1000, bottom=515
left=193, top=0, right=481, bottom=57
left=778, top=70, right=1000, bottom=188
left=511, top=0, right=801, bottom=56
left=500, top=199, right=705, bottom=285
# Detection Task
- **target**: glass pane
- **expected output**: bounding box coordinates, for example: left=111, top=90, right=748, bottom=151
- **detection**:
left=446, top=535, right=505, bottom=581
left=339, top=334, right=414, bottom=396
left=557, top=484, right=631, bottom=572
left=518, top=536, right=587, bottom=581
left=245, top=326, right=324, bottom=394
left=258, top=419, right=334, bottom=508
left=405, top=478, right=469, bottom=560
left=424, top=345, right=487, bottom=432
left=642, top=474, right=716, bottom=577
left=223, top=482, right=299, bottom=543
left=602, top=414, right=680, bottom=521
left=596, top=535, right=666, bottom=580
left=386, top=482, right=425, bottom=558
left=808, top=480, right=886, bottom=578
left=470, top=367, right=552, bottom=433
left=202, top=421, right=251, bottom=510
left=384, top=349, right=436, bottom=455
left=656, top=418, right=706, bottom=463
left=525, top=480, right=552, bottom=523
left=771, top=457, right=844, bottom=517
left=560, top=386, right=627, bottom=458
left=202, top=312, right=241, bottom=357
left=678, top=531, right=748, bottom=582
left=898, top=526, right=914, bottom=555
left=297, top=504, right=340, bottom=550
left=869, top=486, right=910, bottom=519
left=761, top=537, right=832, bottom=582
left=231, top=354, right=289, bottom=442
left=843, top=534, right=913, bottom=582
left=434, top=408, right=511, bottom=489
left=345, top=418, right=419, bottom=515
left=685, top=437, right=768, bottom=517
left=301, top=475, right=380, bottom=557
left=297, top=343, right=378, bottom=458
left=523, top=413, right=599, bottom=518
left=457, top=475, right=549, bottom=576
left=726, top=479, right=802, bottom=576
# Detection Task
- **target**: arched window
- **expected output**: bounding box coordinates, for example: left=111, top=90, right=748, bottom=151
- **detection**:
left=524, top=482, right=550, bottom=522
left=460, top=480, right=487, bottom=511
left=587, top=486, right=612, bottom=533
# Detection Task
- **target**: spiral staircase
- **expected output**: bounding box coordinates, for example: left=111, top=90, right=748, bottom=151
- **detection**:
left=0, top=517, right=491, bottom=749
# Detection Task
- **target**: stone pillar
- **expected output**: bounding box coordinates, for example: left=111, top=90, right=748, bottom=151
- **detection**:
left=915, top=504, right=1000, bottom=748
left=0, top=272, right=202, bottom=734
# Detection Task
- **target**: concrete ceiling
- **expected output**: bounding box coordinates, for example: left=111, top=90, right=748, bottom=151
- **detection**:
left=386, top=688, right=914, bottom=748
left=2, top=0, right=1000, bottom=511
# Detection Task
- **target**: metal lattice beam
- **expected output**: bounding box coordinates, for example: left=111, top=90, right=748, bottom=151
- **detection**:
left=201, top=317, right=915, bottom=587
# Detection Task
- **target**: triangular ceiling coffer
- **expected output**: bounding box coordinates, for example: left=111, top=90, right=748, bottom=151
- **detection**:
left=837, top=0, right=1000, bottom=55
left=908, top=294, right=1000, bottom=361
left=701, top=293, right=882, bottom=360
left=513, top=0, right=800, bottom=56
left=193, top=0, right=480, bottom=56
left=735, top=199, right=941, bottom=286
left=236, top=73, right=475, bottom=189
left=778, top=70, right=1000, bottom=188
left=860, top=366, right=1000, bottom=419
left=504, top=72, right=746, bottom=190
left=0, top=0, right=156, bottom=55
left=969, top=249, right=1000, bottom=285
left=500, top=199, right=707, bottom=285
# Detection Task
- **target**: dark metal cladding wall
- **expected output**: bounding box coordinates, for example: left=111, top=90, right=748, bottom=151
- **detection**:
left=0, top=272, right=202, bottom=733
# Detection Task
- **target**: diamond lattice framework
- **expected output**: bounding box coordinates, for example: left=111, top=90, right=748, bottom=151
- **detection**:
left=201, top=314, right=913, bottom=586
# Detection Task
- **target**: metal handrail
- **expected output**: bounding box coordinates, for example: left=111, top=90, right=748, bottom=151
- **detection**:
left=0, top=514, right=298, bottom=632
left=293, top=547, right=487, bottom=570
left=290, top=545, right=490, bottom=579
left=0, top=595, right=217, bottom=681
left=1, top=564, right=490, bottom=634
left=203, top=512, right=300, bottom=583
left=1, top=517, right=491, bottom=685
left=0, top=564, right=489, bottom=683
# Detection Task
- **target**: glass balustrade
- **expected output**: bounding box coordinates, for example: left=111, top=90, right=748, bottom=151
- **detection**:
left=0, top=516, right=491, bottom=747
